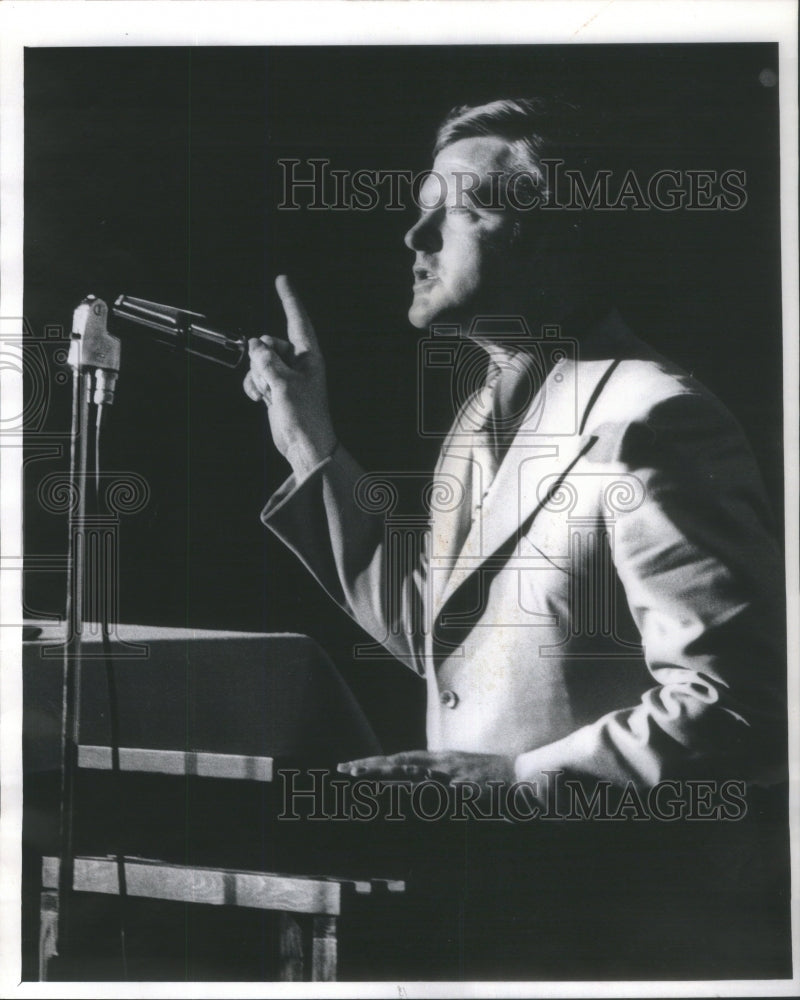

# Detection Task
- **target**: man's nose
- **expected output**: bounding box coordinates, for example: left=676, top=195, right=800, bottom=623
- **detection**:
left=404, top=212, right=442, bottom=253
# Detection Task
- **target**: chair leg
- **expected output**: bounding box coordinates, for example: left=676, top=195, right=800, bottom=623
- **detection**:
left=38, top=890, right=59, bottom=981
left=311, top=914, right=337, bottom=982
left=278, top=912, right=305, bottom=981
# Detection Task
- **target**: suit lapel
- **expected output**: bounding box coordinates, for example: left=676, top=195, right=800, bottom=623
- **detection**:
left=432, top=351, right=620, bottom=617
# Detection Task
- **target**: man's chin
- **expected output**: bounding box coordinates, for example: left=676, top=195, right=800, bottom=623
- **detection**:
left=407, top=307, right=431, bottom=330
left=408, top=297, right=463, bottom=331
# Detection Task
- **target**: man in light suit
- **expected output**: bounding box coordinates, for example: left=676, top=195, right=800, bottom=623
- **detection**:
left=245, top=98, right=785, bottom=807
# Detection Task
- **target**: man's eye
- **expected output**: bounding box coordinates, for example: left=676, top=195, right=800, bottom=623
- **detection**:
left=446, top=206, right=477, bottom=218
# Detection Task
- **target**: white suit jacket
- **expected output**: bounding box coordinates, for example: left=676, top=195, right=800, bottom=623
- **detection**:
left=261, top=310, right=785, bottom=790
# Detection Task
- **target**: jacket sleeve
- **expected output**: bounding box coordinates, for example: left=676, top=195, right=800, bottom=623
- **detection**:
left=260, top=444, right=427, bottom=675
left=514, top=390, right=787, bottom=790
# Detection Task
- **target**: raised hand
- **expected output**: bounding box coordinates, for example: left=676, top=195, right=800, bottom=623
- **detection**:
left=245, top=275, right=338, bottom=475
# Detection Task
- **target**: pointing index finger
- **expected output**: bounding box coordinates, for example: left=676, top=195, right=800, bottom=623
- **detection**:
left=275, top=274, right=319, bottom=353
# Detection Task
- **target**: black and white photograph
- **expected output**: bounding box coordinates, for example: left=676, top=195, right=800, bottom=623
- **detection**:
left=1, top=1, right=798, bottom=995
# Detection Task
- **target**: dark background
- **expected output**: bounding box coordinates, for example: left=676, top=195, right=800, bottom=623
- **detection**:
left=24, top=43, right=783, bottom=753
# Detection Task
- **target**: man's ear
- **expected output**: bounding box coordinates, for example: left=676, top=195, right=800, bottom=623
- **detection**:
left=507, top=215, right=587, bottom=321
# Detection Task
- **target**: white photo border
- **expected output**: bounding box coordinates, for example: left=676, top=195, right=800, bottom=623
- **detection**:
left=1, top=2, right=797, bottom=997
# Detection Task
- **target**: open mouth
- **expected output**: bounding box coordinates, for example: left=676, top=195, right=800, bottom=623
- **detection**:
left=413, top=266, right=438, bottom=289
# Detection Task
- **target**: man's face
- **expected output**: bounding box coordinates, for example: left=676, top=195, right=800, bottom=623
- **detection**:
left=405, top=136, right=523, bottom=330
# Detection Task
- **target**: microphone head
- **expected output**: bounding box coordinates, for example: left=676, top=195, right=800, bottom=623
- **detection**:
left=113, top=295, right=247, bottom=368
left=112, top=295, right=203, bottom=342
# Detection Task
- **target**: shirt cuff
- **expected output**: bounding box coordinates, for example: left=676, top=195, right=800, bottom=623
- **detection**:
left=285, top=437, right=339, bottom=481
left=261, top=442, right=339, bottom=523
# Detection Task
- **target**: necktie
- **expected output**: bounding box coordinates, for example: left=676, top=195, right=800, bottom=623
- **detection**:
left=429, top=365, right=502, bottom=585
left=428, top=349, right=545, bottom=607
left=468, top=363, right=503, bottom=510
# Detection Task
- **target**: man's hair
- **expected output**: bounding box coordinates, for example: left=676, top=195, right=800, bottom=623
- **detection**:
left=433, top=97, right=609, bottom=310
left=433, top=97, right=587, bottom=205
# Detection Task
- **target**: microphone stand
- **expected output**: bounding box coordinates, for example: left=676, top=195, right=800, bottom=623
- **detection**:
left=55, top=296, right=120, bottom=969
left=53, top=290, right=239, bottom=971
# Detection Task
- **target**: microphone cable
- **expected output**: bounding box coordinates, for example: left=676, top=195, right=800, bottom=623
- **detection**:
left=94, top=400, right=130, bottom=979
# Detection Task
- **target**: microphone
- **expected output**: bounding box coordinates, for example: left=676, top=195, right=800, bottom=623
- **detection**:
left=112, top=295, right=248, bottom=368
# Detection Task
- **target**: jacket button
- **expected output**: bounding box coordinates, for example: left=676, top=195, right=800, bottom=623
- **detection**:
left=440, top=689, right=459, bottom=709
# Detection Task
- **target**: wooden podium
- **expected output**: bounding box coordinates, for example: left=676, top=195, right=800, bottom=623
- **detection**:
left=23, top=622, right=405, bottom=981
